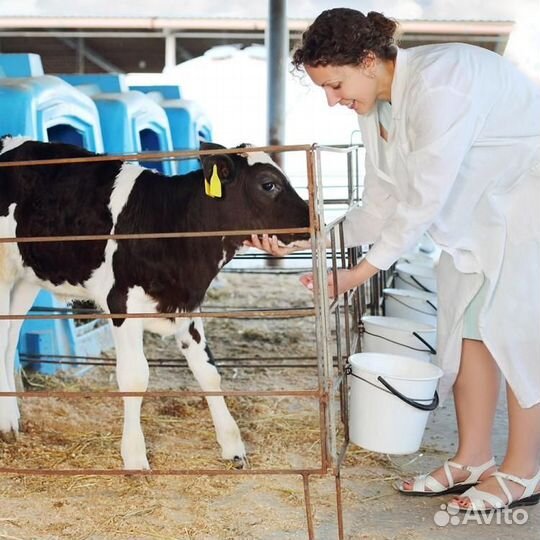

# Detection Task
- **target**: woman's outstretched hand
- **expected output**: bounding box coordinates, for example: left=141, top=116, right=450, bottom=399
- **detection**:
left=243, top=234, right=311, bottom=257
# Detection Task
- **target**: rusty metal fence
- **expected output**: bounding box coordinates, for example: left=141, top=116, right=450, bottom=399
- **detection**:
left=0, top=143, right=391, bottom=540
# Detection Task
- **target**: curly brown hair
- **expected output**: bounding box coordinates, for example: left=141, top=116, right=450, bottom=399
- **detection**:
left=292, top=8, right=398, bottom=71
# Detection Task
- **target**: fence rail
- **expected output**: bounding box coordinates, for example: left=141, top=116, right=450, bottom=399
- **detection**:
left=0, top=143, right=383, bottom=540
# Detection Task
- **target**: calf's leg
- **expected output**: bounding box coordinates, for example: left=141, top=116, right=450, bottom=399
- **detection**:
left=0, top=282, right=17, bottom=439
left=112, top=318, right=150, bottom=470
left=177, top=318, right=247, bottom=467
left=0, top=282, right=41, bottom=439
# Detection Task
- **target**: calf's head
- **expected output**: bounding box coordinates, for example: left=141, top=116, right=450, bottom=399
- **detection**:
left=199, top=142, right=310, bottom=246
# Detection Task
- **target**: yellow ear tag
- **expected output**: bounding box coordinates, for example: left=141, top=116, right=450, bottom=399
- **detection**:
left=205, top=164, right=222, bottom=198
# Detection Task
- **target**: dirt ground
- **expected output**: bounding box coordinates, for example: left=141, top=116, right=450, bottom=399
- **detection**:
left=0, top=272, right=539, bottom=540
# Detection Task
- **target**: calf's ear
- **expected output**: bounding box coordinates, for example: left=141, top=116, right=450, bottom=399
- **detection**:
left=200, top=142, right=226, bottom=152
left=200, top=142, right=236, bottom=184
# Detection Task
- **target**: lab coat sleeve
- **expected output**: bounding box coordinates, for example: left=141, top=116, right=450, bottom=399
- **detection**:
left=340, top=149, right=396, bottom=248
left=365, top=83, right=480, bottom=270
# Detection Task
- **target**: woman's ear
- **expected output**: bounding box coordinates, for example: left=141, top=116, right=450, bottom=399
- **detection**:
left=361, top=51, right=378, bottom=76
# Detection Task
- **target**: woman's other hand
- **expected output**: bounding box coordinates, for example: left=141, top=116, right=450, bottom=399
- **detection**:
left=300, top=260, right=379, bottom=298
left=300, top=268, right=360, bottom=298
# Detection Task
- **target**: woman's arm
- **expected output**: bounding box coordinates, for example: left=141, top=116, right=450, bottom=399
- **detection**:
left=338, top=147, right=397, bottom=249
left=300, top=258, right=379, bottom=298
left=244, top=233, right=380, bottom=297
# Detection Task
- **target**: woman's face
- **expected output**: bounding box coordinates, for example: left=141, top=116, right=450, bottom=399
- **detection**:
left=305, top=59, right=380, bottom=115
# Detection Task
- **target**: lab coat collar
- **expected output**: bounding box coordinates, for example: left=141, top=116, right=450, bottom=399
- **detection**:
left=358, top=107, right=396, bottom=186
left=357, top=48, right=408, bottom=187
left=390, top=47, right=408, bottom=120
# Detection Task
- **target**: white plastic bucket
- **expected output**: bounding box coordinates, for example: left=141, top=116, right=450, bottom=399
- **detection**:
left=348, top=352, right=443, bottom=454
left=361, top=315, right=436, bottom=362
left=395, top=262, right=437, bottom=293
left=418, top=233, right=437, bottom=254
left=383, top=288, right=438, bottom=327
left=398, top=251, right=437, bottom=268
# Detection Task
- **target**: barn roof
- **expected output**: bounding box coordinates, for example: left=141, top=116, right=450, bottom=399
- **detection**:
left=0, top=16, right=513, bottom=74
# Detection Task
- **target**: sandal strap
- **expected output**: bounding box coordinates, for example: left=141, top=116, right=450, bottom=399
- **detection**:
left=493, top=473, right=516, bottom=504
left=457, top=485, right=506, bottom=511
left=493, top=468, right=540, bottom=499
left=411, top=473, right=446, bottom=492
left=442, top=461, right=456, bottom=487
left=493, top=471, right=527, bottom=488
left=446, top=457, right=496, bottom=485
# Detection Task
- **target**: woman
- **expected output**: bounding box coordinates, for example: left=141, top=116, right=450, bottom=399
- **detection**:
left=247, top=8, right=540, bottom=512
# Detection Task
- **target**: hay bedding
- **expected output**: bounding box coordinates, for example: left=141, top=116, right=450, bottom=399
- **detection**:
left=0, top=273, right=402, bottom=540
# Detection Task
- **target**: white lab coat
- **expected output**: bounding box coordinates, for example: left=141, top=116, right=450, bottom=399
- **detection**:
left=341, top=43, right=540, bottom=407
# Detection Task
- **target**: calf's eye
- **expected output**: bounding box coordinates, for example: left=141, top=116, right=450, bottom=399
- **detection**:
left=262, top=182, right=276, bottom=192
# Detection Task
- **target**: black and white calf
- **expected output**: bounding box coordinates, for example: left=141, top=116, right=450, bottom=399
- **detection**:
left=0, top=137, right=309, bottom=469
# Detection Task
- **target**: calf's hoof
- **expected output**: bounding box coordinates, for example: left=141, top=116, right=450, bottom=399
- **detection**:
left=0, top=398, right=20, bottom=441
left=232, top=454, right=250, bottom=469
left=122, top=456, right=150, bottom=471
left=0, top=428, right=18, bottom=443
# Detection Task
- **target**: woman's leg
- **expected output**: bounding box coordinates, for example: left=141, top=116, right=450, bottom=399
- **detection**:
left=503, top=384, right=540, bottom=474
left=403, top=339, right=499, bottom=490
left=451, top=339, right=501, bottom=464
left=453, top=381, right=540, bottom=507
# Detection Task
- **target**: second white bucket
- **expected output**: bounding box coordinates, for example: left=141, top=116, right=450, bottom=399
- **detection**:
left=394, top=262, right=437, bottom=293
left=383, top=288, right=438, bottom=326
left=348, top=352, right=443, bottom=454
left=361, top=315, right=436, bottom=362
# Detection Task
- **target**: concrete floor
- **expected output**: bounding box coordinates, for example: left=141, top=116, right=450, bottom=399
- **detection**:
left=339, top=387, right=540, bottom=540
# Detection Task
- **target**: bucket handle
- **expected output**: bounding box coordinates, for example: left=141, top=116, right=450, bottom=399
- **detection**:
left=377, top=375, right=439, bottom=411
left=410, top=274, right=434, bottom=293
left=386, top=294, right=437, bottom=316
left=345, top=366, right=440, bottom=411
left=412, top=332, right=437, bottom=355
left=363, top=329, right=436, bottom=355
left=396, top=273, right=435, bottom=294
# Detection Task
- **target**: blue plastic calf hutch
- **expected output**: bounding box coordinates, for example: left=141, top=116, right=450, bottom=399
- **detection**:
left=0, top=75, right=104, bottom=151
left=0, top=52, right=44, bottom=78
left=129, top=84, right=213, bottom=174
left=60, top=74, right=176, bottom=174
left=0, top=53, right=110, bottom=374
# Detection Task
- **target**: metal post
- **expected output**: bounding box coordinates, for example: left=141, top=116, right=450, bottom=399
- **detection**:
left=314, top=147, right=337, bottom=469
left=164, top=31, right=177, bottom=72
left=265, top=1, right=288, bottom=268
left=77, top=37, right=85, bottom=73
left=266, top=0, right=288, bottom=168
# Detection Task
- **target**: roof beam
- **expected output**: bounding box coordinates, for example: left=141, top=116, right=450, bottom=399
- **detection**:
left=0, top=16, right=514, bottom=37
left=57, top=36, right=124, bottom=73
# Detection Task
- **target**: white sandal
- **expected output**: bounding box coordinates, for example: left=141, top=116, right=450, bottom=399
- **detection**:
left=395, top=457, right=496, bottom=497
left=448, top=468, right=540, bottom=512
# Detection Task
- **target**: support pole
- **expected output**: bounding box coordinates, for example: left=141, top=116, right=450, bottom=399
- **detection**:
left=164, top=31, right=177, bottom=72
left=77, top=37, right=85, bottom=73
left=266, top=0, right=288, bottom=168
left=266, top=0, right=288, bottom=268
